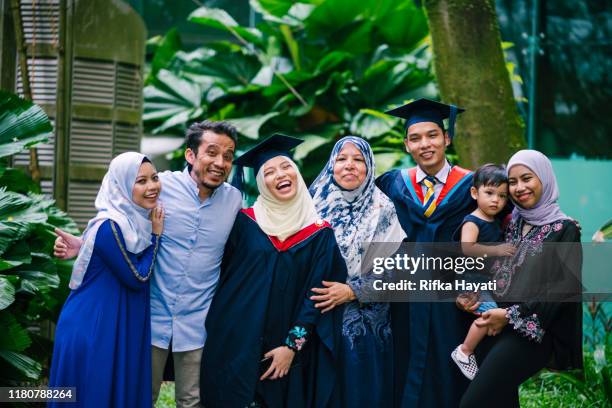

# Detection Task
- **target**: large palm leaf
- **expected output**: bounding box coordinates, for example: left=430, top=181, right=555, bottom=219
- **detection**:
left=0, top=91, right=52, bottom=158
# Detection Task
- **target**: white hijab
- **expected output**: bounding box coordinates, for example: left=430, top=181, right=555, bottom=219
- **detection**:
left=253, top=158, right=319, bottom=241
left=69, top=152, right=154, bottom=289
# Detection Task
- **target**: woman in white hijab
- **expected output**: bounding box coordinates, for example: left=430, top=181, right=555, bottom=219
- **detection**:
left=309, top=136, right=405, bottom=407
left=48, top=152, right=164, bottom=408
left=200, top=135, right=347, bottom=408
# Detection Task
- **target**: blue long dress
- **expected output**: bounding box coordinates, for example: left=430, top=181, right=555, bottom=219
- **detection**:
left=48, top=219, right=160, bottom=408
left=376, top=166, right=475, bottom=408
left=338, top=284, right=393, bottom=408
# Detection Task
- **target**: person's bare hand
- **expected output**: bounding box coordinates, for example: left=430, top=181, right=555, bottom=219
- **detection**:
left=475, top=308, right=508, bottom=335
left=310, top=281, right=356, bottom=313
left=259, top=346, right=295, bottom=381
left=150, top=206, right=165, bottom=236
left=491, top=243, right=516, bottom=257
left=456, top=292, right=481, bottom=315
left=53, top=228, right=82, bottom=260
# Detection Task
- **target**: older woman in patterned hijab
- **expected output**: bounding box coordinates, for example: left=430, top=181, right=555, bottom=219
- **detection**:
left=309, top=136, right=405, bottom=407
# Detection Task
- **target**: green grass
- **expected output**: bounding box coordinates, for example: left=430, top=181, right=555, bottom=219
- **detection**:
left=154, top=376, right=602, bottom=407
left=155, top=382, right=176, bottom=408
left=520, top=372, right=610, bottom=408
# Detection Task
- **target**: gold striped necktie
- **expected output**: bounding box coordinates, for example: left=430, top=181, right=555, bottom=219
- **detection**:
left=422, top=176, right=437, bottom=217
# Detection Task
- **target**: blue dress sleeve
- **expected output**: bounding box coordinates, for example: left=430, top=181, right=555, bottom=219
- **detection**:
left=94, top=219, right=161, bottom=291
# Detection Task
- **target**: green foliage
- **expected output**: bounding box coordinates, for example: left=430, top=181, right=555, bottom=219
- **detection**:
left=520, top=302, right=612, bottom=407
left=0, top=91, right=51, bottom=158
left=143, top=0, right=433, bottom=185
left=595, top=220, right=612, bottom=241
left=502, top=42, right=527, bottom=103
left=155, top=382, right=176, bottom=408
left=520, top=353, right=612, bottom=407
left=147, top=28, right=183, bottom=84
left=0, top=92, right=78, bottom=385
left=0, top=189, right=78, bottom=384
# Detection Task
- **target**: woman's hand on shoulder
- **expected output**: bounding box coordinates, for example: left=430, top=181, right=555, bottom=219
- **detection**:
left=310, top=281, right=356, bottom=313
left=150, top=206, right=165, bottom=236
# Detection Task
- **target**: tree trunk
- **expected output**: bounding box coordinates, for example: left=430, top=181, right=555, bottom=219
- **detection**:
left=424, top=0, right=526, bottom=168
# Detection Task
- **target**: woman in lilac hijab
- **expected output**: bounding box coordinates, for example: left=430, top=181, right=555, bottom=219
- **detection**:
left=459, top=150, right=583, bottom=408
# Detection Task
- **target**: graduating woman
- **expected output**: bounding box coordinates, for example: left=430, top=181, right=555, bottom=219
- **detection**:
left=309, top=136, right=405, bottom=407
left=48, top=152, right=164, bottom=407
left=459, top=150, right=583, bottom=407
left=200, top=135, right=347, bottom=408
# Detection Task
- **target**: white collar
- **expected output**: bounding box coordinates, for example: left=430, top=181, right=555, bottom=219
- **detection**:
left=416, top=160, right=452, bottom=184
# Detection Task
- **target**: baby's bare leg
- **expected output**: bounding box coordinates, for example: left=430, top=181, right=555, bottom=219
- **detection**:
left=461, top=319, right=488, bottom=355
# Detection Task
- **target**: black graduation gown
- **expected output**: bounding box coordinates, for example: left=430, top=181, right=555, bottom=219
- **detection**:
left=376, top=166, right=476, bottom=408
left=200, top=209, right=347, bottom=408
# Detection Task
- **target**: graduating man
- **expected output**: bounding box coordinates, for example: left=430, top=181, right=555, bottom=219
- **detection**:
left=375, top=99, right=476, bottom=408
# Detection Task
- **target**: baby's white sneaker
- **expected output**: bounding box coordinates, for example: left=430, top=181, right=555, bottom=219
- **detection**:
left=451, top=344, right=479, bottom=380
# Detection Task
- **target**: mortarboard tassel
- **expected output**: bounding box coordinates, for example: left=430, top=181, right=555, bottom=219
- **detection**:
left=231, top=164, right=245, bottom=192
left=448, top=105, right=458, bottom=140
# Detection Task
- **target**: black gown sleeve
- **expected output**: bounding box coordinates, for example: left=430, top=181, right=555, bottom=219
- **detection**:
left=284, top=229, right=348, bottom=352
left=218, top=216, right=240, bottom=286
left=505, top=222, right=582, bottom=343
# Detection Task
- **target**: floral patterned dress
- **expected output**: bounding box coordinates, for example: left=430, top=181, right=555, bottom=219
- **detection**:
left=490, top=217, right=583, bottom=370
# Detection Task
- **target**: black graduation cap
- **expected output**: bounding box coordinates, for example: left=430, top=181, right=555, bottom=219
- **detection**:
left=231, top=134, right=303, bottom=190
left=385, top=98, right=465, bottom=140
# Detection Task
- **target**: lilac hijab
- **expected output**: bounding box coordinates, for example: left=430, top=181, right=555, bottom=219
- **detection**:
left=507, top=149, right=570, bottom=226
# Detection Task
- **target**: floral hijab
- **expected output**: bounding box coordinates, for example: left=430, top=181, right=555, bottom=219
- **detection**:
left=310, top=136, right=405, bottom=277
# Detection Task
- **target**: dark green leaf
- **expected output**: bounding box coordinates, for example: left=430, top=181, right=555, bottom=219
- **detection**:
left=0, top=276, right=15, bottom=310
left=188, top=7, right=264, bottom=47
left=0, top=240, right=32, bottom=271
left=0, top=312, right=31, bottom=351
left=314, top=51, right=352, bottom=75
left=376, top=2, right=428, bottom=48
left=0, top=91, right=52, bottom=158
left=143, top=70, right=205, bottom=134
left=373, top=152, right=404, bottom=175
left=181, top=49, right=261, bottom=88
left=293, top=134, right=329, bottom=160
left=148, top=28, right=183, bottom=82
left=0, top=167, right=40, bottom=194
left=227, top=112, right=280, bottom=139
left=14, top=263, right=59, bottom=293
left=251, top=0, right=294, bottom=17
left=349, top=109, right=398, bottom=139
left=0, top=350, right=41, bottom=380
